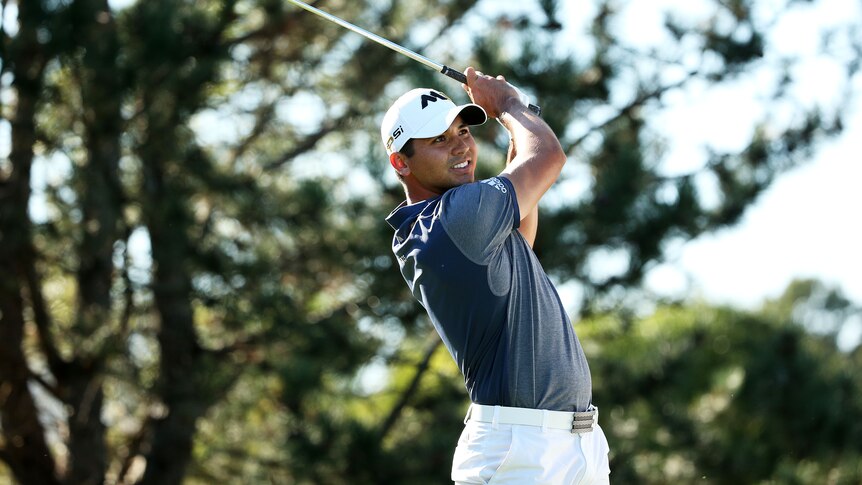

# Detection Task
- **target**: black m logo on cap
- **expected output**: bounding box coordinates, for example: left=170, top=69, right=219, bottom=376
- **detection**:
left=420, top=91, right=448, bottom=109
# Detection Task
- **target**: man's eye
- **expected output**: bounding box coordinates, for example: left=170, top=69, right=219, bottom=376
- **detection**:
left=434, top=136, right=446, bottom=143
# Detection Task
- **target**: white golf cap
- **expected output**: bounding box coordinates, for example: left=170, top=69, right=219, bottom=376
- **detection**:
left=381, top=88, right=487, bottom=155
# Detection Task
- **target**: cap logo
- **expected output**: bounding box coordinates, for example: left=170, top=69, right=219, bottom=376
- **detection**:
left=420, top=91, right=448, bottom=109
left=392, top=125, right=404, bottom=139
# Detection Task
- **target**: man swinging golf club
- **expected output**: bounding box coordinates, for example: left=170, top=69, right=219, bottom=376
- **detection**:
left=383, top=68, right=611, bottom=484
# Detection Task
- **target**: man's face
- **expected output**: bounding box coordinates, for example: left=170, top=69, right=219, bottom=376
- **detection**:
left=401, top=116, right=479, bottom=195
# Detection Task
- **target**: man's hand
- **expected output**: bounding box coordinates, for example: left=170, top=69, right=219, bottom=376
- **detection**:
left=461, top=67, right=525, bottom=119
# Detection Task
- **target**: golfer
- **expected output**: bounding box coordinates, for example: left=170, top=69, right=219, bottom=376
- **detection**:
left=382, top=67, right=610, bottom=484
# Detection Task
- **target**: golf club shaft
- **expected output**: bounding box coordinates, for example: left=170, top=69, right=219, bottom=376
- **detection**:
left=285, top=0, right=542, bottom=116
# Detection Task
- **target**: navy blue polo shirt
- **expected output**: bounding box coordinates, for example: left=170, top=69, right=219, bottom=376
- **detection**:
left=386, top=176, right=592, bottom=411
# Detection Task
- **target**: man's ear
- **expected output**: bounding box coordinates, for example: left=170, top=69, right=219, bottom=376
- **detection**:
left=389, top=152, right=410, bottom=177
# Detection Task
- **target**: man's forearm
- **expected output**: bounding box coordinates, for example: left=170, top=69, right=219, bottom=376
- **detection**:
left=507, top=136, right=538, bottom=246
left=497, top=100, right=566, bottom=216
left=461, top=68, right=565, bottom=227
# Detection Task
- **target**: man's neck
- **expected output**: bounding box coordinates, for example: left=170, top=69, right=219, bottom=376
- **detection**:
left=403, top=185, right=441, bottom=205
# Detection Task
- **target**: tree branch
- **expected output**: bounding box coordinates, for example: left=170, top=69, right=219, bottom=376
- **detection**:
left=0, top=445, right=10, bottom=467
left=24, top=260, right=66, bottom=376
left=28, top=370, right=62, bottom=399
left=377, top=333, right=442, bottom=442
left=227, top=102, right=277, bottom=167
left=117, top=224, right=136, bottom=339
left=262, top=108, right=358, bottom=171
left=117, top=418, right=151, bottom=485
left=564, top=70, right=699, bottom=154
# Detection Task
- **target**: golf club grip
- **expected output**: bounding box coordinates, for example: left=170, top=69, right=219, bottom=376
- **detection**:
left=527, top=103, right=542, bottom=116
left=441, top=66, right=543, bottom=117
left=441, top=66, right=469, bottom=84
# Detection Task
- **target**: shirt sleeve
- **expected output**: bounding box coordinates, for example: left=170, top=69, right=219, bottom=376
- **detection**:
left=439, top=177, right=520, bottom=265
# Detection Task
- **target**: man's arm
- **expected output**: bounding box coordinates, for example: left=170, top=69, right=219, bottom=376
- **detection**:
left=462, top=68, right=565, bottom=239
left=506, top=136, right=538, bottom=247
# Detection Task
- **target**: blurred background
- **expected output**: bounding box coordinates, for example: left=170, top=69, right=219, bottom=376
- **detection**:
left=1, top=0, right=860, bottom=483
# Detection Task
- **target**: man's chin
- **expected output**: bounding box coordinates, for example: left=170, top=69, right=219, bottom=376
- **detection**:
left=450, top=177, right=474, bottom=188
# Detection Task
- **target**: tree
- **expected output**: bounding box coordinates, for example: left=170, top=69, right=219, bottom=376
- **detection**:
left=0, top=0, right=859, bottom=483
left=580, top=280, right=862, bottom=484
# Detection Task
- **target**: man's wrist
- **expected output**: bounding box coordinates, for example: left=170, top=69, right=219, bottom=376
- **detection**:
left=496, top=97, right=526, bottom=119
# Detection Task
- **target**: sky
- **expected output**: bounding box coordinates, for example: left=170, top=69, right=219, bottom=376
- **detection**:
left=645, top=94, right=862, bottom=351
left=602, top=0, right=862, bottom=347
left=606, top=0, right=862, bottom=306
left=650, top=116, right=862, bottom=307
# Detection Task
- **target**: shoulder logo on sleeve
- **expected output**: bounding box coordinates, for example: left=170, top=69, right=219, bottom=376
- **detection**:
left=481, top=177, right=508, bottom=194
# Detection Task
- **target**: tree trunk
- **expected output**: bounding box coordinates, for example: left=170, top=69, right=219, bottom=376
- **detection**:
left=0, top=3, right=59, bottom=482
left=136, top=103, right=213, bottom=485
left=62, top=1, right=126, bottom=482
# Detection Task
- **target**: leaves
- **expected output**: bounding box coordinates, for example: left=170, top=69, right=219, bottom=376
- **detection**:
left=0, top=0, right=859, bottom=483
left=582, top=297, right=862, bottom=484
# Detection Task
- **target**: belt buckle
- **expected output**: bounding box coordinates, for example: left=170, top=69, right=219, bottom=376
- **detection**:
left=571, top=412, right=594, bottom=434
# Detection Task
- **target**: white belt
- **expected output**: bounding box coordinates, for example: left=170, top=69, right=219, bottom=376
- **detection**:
left=465, top=404, right=597, bottom=434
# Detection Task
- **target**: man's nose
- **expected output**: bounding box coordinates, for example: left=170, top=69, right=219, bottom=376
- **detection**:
left=452, top=137, right=469, bottom=154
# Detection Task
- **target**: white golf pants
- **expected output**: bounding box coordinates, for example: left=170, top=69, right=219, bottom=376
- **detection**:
left=452, top=405, right=611, bottom=484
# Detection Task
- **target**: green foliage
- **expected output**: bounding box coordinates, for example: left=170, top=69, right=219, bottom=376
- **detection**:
left=0, top=0, right=860, bottom=484
left=580, top=290, right=862, bottom=484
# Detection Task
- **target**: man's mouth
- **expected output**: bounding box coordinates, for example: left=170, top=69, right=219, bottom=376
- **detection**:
left=452, top=160, right=469, bottom=169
